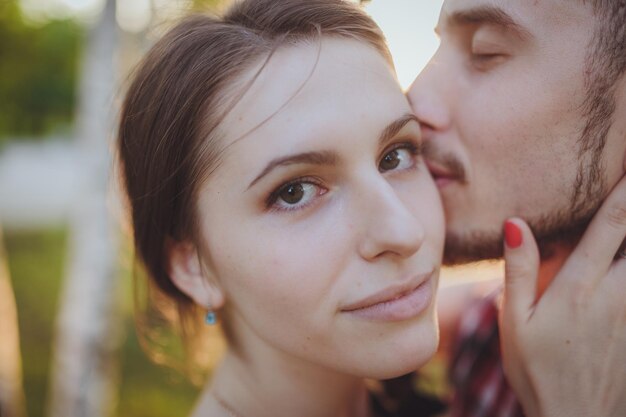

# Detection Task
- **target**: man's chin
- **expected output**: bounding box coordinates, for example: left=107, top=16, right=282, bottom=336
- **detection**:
left=534, top=219, right=589, bottom=258
left=443, top=231, right=503, bottom=266
left=443, top=215, right=593, bottom=266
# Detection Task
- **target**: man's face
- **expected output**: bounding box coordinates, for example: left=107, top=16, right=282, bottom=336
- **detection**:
left=407, top=0, right=626, bottom=264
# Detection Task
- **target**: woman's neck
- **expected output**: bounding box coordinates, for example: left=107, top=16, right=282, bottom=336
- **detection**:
left=193, top=347, right=373, bottom=417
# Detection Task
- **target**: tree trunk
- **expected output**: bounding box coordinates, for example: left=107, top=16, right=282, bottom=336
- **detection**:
left=46, top=1, right=122, bottom=416
left=0, top=225, right=27, bottom=417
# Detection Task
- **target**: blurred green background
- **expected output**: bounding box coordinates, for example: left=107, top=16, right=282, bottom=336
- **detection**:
left=6, top=228, right=199, bottom=416
left=0, top=0, right=80, bottom=147
left=0, top=0, right=221, bottom=146
left=1, top=0, right=219, bottom=416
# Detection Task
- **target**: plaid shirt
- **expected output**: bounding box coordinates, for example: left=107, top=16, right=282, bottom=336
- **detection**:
left=447, top=292, right=525, bottom=417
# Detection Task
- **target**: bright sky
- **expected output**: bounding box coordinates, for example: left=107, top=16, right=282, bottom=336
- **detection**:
left=365, top=0, right=444, bottom=89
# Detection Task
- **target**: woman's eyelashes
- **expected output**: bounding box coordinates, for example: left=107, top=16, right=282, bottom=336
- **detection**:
left=266, top=177, right=328, bottom=212
left=265, top=141, right=422, bottom=212
left=378, top=142, right=421, bottom=173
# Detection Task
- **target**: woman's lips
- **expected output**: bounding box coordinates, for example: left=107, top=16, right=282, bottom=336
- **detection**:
left=341, top=272, right=434, bottom=322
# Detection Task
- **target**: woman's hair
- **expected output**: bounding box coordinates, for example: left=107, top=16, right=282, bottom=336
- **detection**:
left=117, top=0, right=391, bottom=377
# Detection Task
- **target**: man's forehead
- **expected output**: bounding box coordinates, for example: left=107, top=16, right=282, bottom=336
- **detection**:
left=441, top=0, right=580, bottom=12
left=439, top=0, right=592, bottom=32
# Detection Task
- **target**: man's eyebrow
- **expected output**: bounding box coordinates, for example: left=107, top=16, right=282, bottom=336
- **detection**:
left=247, top=113, right=420, bottom=190
left=446, top=6, right=532, bottom=40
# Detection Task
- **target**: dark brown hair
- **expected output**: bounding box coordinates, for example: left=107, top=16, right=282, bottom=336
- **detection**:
left=569, top=0, right=626, bottom=218
left=117, top=0, right=390, bottom=376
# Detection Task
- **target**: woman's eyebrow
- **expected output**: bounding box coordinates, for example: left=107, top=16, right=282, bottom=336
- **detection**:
left=247, top=150, right=338, bottom=189
left=378, top=113, right=419, bottom=148
left=247, top=113, right=420, bottom=190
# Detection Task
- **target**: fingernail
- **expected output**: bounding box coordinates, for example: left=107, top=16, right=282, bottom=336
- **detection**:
left=504, top=220, right=523, bottom=249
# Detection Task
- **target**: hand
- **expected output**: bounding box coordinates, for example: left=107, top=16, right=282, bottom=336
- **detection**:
left=499, top=176, right=626, bottom=417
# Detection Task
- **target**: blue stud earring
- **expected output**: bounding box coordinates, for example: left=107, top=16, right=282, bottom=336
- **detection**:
left=205, top=307, right=217, bottom=325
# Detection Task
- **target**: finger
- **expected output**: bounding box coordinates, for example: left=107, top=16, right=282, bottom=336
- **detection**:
left=605, top=253, right=626, bottom=298
left=617, top=238, right=626, bottom=262
left=502, top=218, right=541, bottom=318
left=560, top=175, right=626, bottom=282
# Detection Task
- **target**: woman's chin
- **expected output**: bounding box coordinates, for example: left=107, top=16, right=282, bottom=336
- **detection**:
left=359, top=320, right=440, bottom=380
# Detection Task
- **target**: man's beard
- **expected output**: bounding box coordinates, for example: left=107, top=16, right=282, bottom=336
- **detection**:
left=443, top=199, right=602, bottom=265
left=441, top=109, right=611, bottom=266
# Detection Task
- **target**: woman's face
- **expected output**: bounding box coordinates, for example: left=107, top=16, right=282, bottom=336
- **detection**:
left=195, top=38, right=444, bottom=378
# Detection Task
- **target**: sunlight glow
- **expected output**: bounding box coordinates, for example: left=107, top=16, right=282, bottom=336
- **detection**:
left=365, top=0, right=443, bottom=89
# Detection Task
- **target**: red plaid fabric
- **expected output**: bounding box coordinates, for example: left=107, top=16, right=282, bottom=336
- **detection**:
left=447, top=291, right=525, bottom=417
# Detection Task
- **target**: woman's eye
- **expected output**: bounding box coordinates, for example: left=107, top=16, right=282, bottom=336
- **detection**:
left=379, top=146, right=417, bottom=173
left=279, top=183, right=307, bottom=204
left=269, top=181, right=326, bottom=211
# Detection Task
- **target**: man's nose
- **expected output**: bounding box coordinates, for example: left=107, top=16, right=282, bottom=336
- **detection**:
left=356, top=178, right=425, bottom=262
left=407, top=52, right=453, bottom=135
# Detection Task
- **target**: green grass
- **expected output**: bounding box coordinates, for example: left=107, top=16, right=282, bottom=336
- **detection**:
left=5, top=227, right=199, bottom=417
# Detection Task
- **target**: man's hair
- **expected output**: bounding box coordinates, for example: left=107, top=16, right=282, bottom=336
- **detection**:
left=585, top=0, right=626, bottom=85
left=569, top=0, right=626, bottom=217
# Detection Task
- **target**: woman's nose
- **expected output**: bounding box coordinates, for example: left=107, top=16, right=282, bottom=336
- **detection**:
left=356, top=180, right=425, bottom=262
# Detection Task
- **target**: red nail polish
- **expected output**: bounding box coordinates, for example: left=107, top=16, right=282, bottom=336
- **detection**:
left=504, top=220, right=523, bottom=249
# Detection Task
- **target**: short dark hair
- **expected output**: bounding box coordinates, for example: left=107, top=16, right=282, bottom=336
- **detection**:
left=585, top=0, right=626, bottom=83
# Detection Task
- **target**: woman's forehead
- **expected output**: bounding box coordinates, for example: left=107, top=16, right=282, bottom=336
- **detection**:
left=218, top=37, right=406, bottom=148
left=195, top=38, right=413, bottom=197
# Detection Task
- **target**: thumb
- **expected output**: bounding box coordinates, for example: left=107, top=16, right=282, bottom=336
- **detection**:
left=502, top=218, right=540, bottom=319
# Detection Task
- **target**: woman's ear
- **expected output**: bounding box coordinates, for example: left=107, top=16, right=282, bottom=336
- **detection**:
left=166, top=239, right=225, bottom=310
